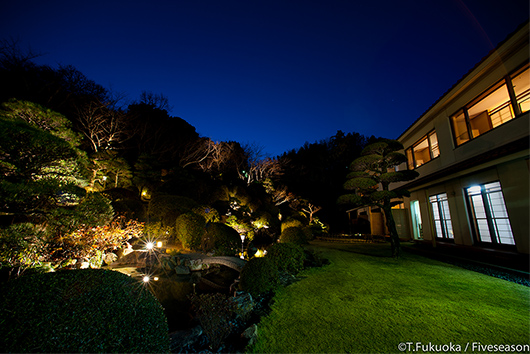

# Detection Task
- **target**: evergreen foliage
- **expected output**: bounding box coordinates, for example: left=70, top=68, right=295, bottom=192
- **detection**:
left=0, top=269, right=169, bottom=353
left=279, top=226, right=308, bottom=245
left=175, top=212, right=206, bottom=250
left=266, top=242, right=305, bottom=274
left=202, top=222, right=241, bottom=256
left=338, top=139, right=418, bottom=257
left=239, top=257, right=279, bottom=296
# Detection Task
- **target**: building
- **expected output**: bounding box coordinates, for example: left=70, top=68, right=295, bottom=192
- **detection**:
left=392, top=21, right=529, bottom=255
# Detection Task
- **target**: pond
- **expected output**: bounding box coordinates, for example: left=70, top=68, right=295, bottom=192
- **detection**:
left=112, top=262, right=241, bottom=332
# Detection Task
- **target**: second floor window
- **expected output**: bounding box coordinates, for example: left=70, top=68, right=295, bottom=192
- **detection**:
left=451, top=64, right=529, bottom=146
left=406, top=131, right=440, bottom=169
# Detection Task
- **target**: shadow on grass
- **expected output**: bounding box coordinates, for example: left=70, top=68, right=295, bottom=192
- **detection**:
left=308, top=240, right=394, bottom=258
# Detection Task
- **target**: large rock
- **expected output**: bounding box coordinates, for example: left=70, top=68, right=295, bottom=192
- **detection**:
left=175, top=265, right=191, bottom=275
left=186, top=258, right=210, bottom=271
left=241, top=324, right=258, bottom=346
left=170, top=326, right=206, bottom=352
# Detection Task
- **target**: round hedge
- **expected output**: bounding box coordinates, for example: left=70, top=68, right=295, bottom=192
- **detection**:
left=175, top=212, right=206, bottom=250
left=0, top=269, right=169, bottom=353
left=280, top=217, right=304, bottom=233
left=267, top=242, right=306, bottom=274
left=279, top=226, right=308, bottom=245
left=202, top=223, right=241, bottom=256
left=239, top=257, right=279, bottom=296
left=193, top=205, right=220, bottom=223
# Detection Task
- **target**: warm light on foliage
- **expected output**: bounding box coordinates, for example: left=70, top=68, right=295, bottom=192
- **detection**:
left=254, top=249, right=267, bottom=258
left=51, top=216, right=144, bottom=266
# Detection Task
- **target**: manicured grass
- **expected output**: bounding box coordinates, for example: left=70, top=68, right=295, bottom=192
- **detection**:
left=249, top=241, right=530, bottom=353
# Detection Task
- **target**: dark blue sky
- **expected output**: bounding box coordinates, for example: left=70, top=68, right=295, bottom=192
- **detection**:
left=2, top=0, right=529, bottom=157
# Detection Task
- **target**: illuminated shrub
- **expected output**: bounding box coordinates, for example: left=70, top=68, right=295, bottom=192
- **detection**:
left=279, top=226, right=308, bottom=245
left=266, top=242, right=305, bottom=274
left=0, top=269, right=169, bottom=353
left=0, top=223, right=47, bottom=270
left=239, top=257, right=279, bottom=296
left=202, top=222, right=241, bottom=256
left=175, top=212, right=206, bottom=250
left=280, top=217, right=304, bottom=233
left=193, top=205, right=220, bottom=223
left=148, top=194, right=198, bottom=227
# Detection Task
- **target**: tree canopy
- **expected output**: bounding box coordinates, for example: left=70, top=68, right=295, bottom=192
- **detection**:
left=338, top=139, right=418, bottom=257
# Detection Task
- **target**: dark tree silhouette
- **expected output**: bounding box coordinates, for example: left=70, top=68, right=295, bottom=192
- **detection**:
left=338, top=139, right=418, bottom=257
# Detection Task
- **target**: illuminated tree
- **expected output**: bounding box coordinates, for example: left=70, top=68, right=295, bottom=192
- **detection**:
left=76, top=99, right=129, bottom=152
left=0, top=113, right=86, bottom=214
left=86, top=150, right=132, bottom=191
left=338, top=139, right=418, bottom=257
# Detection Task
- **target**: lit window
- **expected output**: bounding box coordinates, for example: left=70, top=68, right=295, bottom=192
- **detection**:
left=451, top=64, right=528, bottom=146
left=465, top=181, right=515, bottom=245
left=429, top=193, right=454, bottom=239
left=406, top=131, right=440, bottom=169
left=511, top=66, right=530, bottom=113
left=467, top=82, right=513, bottom=135
left=452, top=110, right=470, bottom=145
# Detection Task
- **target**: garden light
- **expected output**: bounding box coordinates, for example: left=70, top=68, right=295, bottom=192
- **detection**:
left=145, top=242, right=155, bottom=250
left=156, top=241, right=163, bottom=248
left=142, top=276, right=150, bottom=283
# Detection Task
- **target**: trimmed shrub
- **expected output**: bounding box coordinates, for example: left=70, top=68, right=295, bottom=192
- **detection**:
left=267, top=242, right=306, bottom=274
left=193, top=205, right=220, bottom=223
left=148, top=195, right=198, bottom=227
left=280, top=217, right=304, bottom=233
left=0, top=269, right=169, bottom=353
left=239, top=257, right=279, bottom=296
left=202, top=223, right=241, bottom=256
left=279, top=226, right=308, bottom=245
left=175, top=212, right=206, bottom=250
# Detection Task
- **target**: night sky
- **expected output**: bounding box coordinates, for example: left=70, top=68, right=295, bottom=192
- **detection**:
left=2, top=0, right=529, bottom=157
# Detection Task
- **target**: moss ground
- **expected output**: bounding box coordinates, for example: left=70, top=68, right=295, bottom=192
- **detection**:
left=249, top=241, right=530, bottom=353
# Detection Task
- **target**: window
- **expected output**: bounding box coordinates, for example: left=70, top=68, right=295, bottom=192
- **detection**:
left=410, top=200, right=423, bottom=240
left=429, top=193, right=454, bottom=239
left=511, top=66, right=530, bottom=113
left=451, top=64, right=529, bottom=146
left=405, top=131, right=440, bottom=169
left=465, top=181, right=515, bottom=245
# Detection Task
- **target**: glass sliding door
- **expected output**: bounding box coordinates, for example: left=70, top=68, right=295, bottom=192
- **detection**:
left=465, top=182, right=515, bottom=245
left=410, top=200, right=423, bottom=240
left=429, top=193, right=454, bottom=240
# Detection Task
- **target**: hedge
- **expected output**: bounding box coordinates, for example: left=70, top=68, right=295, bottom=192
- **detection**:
left=239, top=257, right=279, bottom=296
left=0, top=269, right=169, bottom=353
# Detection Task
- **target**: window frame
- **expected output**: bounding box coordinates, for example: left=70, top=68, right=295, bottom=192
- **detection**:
left=428, top=193, right=454, bottom=240
left=464, top=181, right=516, bottom=247
left=450, top=63, right=529, bottom=147
left=405, top=130, right=440, bottom=169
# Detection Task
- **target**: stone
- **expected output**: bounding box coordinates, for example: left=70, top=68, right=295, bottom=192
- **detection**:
left=187, top=258, right=209, bottom=271
left=170, top=325, right=205, bottom=352
left=231, top=291, right=255, bottom=320
left=241, top=324, right=258, bottom=346
left=175, top=265, right=191, bottom=275
left=103, top=252, right=118, bottom=265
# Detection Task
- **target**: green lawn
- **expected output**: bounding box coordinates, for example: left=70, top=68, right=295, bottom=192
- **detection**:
left=249, top=241, right=530, bottom=353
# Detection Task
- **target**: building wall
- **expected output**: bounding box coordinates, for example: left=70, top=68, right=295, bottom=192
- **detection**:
left=394, top=23, right=529, bottom=254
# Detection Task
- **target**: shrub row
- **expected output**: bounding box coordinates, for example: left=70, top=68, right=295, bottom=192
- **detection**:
left=239, top=242, right=306, bottom=296
left=0, top=269, right=169, bottom=353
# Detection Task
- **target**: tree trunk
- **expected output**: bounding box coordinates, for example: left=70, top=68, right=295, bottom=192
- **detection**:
left=382, top=203, right=401, bottom=258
